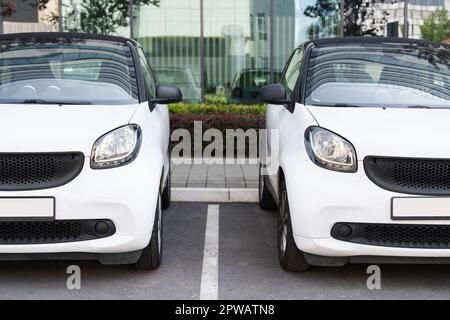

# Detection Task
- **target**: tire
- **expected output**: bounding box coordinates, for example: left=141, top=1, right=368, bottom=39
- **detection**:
left=278, top=178, right=309, bottom=272
left=258, top=163, right=277, bottom=210
left=161, top=168, right=171, bottom=210
left=135, top=192, right=163, bottom=270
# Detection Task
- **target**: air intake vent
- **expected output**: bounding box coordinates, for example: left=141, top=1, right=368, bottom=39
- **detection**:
left=0, top=220, right=115, bottom=244
left=0, top=153, right=84, bottom=191
left=364, top=156, right=450, bottom=195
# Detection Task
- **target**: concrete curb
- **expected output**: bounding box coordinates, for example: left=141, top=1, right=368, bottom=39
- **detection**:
left=172, top=188, right=258, bottom=203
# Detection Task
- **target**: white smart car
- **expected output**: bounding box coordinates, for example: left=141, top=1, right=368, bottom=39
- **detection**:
left=259, top=37, right=450, bottom=271
left=0, top=33, right=181, bottom=270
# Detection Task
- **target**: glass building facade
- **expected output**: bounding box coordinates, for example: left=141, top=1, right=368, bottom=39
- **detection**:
left=1, top=0, right=60, bottom=34
left=4, top=0, right=449, bottom=102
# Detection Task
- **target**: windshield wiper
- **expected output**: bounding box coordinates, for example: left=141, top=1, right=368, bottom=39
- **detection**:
left=22, top=99, right=92, bottom=105
left=319, top=103, right=364, bottom=108
left=407, top=105, right=432, bottom=109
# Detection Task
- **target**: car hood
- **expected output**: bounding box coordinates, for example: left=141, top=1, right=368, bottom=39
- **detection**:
left=0, top=104, right=139, bottom=155
left=305, top=106, right=450, bottom=159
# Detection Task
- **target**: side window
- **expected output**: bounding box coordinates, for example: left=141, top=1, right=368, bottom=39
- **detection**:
left=281, top=48, right=303, bottom=101
left=137, top=47, right=156, bottom=100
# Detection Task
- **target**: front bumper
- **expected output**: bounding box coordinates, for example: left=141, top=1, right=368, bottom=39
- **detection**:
left=284, top=160, right=450, bottom=259
left=0, top=156, right=161, bottom=255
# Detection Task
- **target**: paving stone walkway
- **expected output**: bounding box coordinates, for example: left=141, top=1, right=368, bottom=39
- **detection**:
left=171, top=159, right=258, bottom=189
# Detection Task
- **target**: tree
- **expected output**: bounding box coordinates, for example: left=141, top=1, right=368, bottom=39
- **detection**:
left=421, top=8, right=450, bottom=42
left=65, top=0, right=160, bottom=35
left=304, top=0, right=340, bottom=39
left=304, top=0, right=391, bottom=38
left=0, top=0, right=58, bottom=24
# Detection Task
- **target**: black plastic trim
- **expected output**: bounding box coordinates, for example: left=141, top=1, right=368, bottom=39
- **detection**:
left=0, top=250, right=142, bottom=265
left=127, top=41, right=146, bottom=104
left=0, top=152, right=84, bottom=191
left=331, top=222, right=450, bottom=249
left=364, top=156, right=450, bottom=196
left=0, top=32, right=137, bottom=45
left=0, top=219, right=116, bottom=245
left=299, top=42, right=314, bottom=106
left=304, top=252, right=450, bottom=267
left=303, top=36, right=449, bottom=49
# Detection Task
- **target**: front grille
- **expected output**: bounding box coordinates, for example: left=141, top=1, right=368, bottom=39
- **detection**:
left=0, top=153, right=84, bottom=191
left=364, top=156, right=450, bottom=195
left=332, top=223, right=450, bottom=249
left=0, top=220, right=115, bottom=244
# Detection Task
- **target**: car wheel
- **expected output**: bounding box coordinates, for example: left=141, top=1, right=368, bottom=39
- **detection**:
left=258, top=163, right=277, bottom=210
left=161, top=168, right=171, bottom=210
left=135, top=192, right=163, bottom=270
left=278, top=178, right=309, bottom=272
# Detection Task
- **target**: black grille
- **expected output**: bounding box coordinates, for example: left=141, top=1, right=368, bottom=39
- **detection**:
left=0, top=153, right=84, bottom=191
left=364, top=156, right=450, bottom=195
left=0, top=220, right=115, bottom=244
left=332, top=223, right=450, bottom=249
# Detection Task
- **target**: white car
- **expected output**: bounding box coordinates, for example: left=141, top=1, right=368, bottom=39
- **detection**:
left=259, top=37, right=450, bottom=271
left=0, top=33, right=181, bottom=270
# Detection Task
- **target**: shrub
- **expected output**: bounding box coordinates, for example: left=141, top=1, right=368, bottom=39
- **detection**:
left=169, top=103, right=266, bottom=156
left=169, top=103, right=265, bottom=116
left=170, top=113, right=265, bottom=157
left=170, top=113, right=265, bottom=132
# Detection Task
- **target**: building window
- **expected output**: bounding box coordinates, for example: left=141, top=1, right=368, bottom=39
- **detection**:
left=257, top=13, right=268, bottom=40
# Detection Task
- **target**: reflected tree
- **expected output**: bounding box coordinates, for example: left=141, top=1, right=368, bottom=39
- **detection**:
left=64, top=0, right=161, bottom=35
left=421, top=8, right=450, bottom=42
left=0, top=0, right=58, bottom=24
left=304, top=0, right=391, bottom=37
left=304, top=0, right=340, bottom=39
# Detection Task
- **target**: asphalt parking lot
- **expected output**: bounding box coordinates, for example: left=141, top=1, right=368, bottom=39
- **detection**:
left=1, top=202, right=450, bottom=300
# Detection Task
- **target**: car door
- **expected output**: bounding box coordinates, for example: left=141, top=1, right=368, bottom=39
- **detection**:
left=266, top=47, right=304, bottom=196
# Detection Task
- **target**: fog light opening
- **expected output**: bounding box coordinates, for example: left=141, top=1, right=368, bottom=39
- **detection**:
left=95, top=221, right=110, bottom=235
left=337, top=224, right=353, bottom=238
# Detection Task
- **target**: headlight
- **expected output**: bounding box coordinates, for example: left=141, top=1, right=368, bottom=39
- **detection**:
left=305, top=126, right=357, bottom=173
left=91, top=124, right=142, bottom=169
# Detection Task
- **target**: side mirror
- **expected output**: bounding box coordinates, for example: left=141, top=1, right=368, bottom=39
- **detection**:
left=150, top=84, right=183, bottom=110
left=258, top=84, right=290, bottom=105
left=231, top=87, right=243, bottom=98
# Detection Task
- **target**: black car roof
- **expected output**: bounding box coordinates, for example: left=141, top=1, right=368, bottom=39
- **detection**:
left=303, top=36, right=449, bottom=49
left=0, top=32, right=139, bottom=46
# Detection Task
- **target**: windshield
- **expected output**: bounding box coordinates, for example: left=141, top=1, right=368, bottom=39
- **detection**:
left=305, top=44, right=450, bottom=108
left=0, top=38, right=139, bottom=105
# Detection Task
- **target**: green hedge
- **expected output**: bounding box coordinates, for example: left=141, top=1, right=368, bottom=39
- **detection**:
left=169, top=103, right=265, bottom=116
left=169, top=103, right=265, bottom=156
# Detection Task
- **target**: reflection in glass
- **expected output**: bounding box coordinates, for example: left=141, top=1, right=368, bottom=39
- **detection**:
left=62, top=0, right=131, bottom=36
left=273, top=0, right=340, bottom=71
left=134, top=0, right=201, bottom=102
left=343, top=0, right=404, bottom=37
left=0, top=38, right=138, bottom=105
left=203, top=0, right=272, bottom=104
left=414, top=0, right=449, bottom=41
left=229, top=68, right=282, bottom=104
left=155, top=67, right=201, bottom=103
left=3, top=0, right=59, bottom=33
left=305, top=44, right=450, bottom=108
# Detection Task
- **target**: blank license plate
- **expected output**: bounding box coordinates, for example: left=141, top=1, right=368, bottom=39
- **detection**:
left=0, top=197, right=55, bottom=220
left=392, top=197, right=450, bottom=220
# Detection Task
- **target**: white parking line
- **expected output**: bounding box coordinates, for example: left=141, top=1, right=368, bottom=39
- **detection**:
left=199, top=204, right=219, bottom=300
